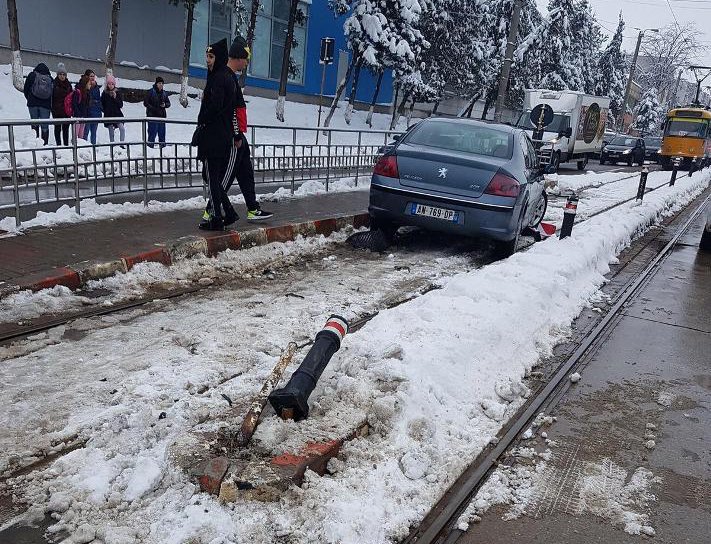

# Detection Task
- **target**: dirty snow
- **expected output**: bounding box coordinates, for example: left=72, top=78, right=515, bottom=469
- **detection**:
left=1, top=167, right=709, bottom=543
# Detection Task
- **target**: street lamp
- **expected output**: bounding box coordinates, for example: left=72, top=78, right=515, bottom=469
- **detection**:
left=619, top=27, right=660, bottom=132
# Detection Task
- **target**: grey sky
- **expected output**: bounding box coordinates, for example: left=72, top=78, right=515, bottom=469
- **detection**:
left=534, top=0, right=711, bottom=74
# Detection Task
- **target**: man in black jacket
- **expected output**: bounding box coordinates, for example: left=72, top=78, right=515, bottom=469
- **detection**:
left=144, top=76, right=171, bottom=148
left=197, top=38, right=239, bottom=231
left=23, top=63, right=53, bottom=145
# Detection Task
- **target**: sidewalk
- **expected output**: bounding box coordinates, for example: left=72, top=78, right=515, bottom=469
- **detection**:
left=0, top=190, right=370, bottom=295
left=467, top=206, right=711, bottom=542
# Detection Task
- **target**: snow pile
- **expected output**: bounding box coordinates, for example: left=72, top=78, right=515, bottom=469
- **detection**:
left=546, top=170, right=634, bottom=195
left=4, top=169, right=709, bottom=542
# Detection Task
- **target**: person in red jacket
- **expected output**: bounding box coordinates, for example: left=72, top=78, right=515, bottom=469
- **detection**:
left=202, top=36, right=273, bottom=223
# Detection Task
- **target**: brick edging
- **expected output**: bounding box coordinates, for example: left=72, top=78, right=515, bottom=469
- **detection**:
left=8, top=213, right=370, bottom=296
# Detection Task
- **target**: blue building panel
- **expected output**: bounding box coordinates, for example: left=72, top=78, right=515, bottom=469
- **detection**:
left=189, top=1, right=393, bottom=105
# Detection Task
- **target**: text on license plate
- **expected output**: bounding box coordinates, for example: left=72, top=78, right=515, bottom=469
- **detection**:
left=410, top=203, right=459, bottom=222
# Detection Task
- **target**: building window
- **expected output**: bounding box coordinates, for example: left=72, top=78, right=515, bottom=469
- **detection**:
left=191, top=0, right=308, bottom=85
left=243, top=0, right=309, bottom=85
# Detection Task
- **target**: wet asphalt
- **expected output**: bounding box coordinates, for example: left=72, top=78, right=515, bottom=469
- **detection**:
left=462, top=199, right=710, bottom=542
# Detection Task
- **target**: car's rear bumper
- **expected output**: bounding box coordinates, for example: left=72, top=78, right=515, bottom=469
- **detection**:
left=368, top=183, right=520, bottom=242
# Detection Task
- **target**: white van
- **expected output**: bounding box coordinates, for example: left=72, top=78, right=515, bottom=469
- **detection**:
left=515, top=89, right=611, bottom=172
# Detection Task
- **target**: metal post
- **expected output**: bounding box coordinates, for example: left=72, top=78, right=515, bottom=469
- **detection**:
left=71, top=122, right=80, bottom=215
left=8, top=126, right=21, bottom=227
left=620, top=31, right=645, bottom=132
left=670, top=159, right=679, bottom=186
left=316, top=63, right=327, bottom=145
left=494, top=0, right=522, bottom=122
left=142, top=120, right=149, bottom=206
left=355, top=130, right=362, bottom=186
left=326, top=129, right=331, bottom=191
left=560, top=194, right=578, bottom=239
left=291, top=128, right=296, bottom=195
left=636, top=166, right=648, bottom=201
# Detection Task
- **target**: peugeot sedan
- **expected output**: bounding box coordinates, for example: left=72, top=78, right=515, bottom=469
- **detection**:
left=368, top=118, right=548, bottom=256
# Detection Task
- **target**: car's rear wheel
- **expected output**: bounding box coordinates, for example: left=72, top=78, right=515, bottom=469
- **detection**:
left=530, top=192, right=548, bottom=228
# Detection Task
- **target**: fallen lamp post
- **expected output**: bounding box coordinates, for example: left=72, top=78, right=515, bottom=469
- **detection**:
left=269, top=315, right=349, bottom=421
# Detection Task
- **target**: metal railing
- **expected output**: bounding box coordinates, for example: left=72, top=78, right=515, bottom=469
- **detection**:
left=0, top=116, right=402, bottom=227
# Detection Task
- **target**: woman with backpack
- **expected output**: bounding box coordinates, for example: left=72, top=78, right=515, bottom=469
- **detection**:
left=72, top=75, right=90, bottom=140
left=23, top=63, right=53, bottom=145
left=51, top=63, right=72, bottom=147
left=84, top=70, right=103, bottom=145
left=101, top=75, right=125, bottom=144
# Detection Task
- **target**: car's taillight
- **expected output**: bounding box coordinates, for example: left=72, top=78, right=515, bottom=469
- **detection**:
left=484, top=172, right=520, bottom=197
left=373, top=155, right=399, bottom=178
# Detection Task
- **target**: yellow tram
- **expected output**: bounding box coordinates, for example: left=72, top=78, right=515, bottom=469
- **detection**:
left=659, top=106, right=711, bottom=170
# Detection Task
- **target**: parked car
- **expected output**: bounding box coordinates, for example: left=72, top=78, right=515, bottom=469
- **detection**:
left=368, top=117, right=548, bottom=257
left=644, top=136, right=662, bottom=164
left=599, top=136, right=646, bottom=166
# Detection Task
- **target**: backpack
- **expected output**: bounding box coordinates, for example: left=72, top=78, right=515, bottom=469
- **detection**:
left=64, top=90, right=75, bottom=117
left=31, top=72, right=53, bottom=100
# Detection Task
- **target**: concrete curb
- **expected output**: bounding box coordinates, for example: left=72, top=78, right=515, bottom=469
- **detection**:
left=8, top=213, right=369, bottom=296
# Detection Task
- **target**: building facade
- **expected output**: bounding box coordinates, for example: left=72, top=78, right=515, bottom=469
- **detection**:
left=0, top=0, right=393, bottom=106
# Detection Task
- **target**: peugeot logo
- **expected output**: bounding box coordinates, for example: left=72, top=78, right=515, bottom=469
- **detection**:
left=438, top=168, right=448, bottom=179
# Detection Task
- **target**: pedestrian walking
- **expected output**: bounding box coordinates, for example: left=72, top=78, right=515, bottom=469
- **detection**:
left=51, top=63, right=72, bottom=146
left=101, top=75, right=125, bottom=144
left=195, top=38, right=239, bottom=231
left=72, top=75, right=90, bottom=140
left=84, top=69, right=102, bottom=145
left=144, top=76, right=171, bottom=148
left=203, top=36, right=273, bottom=222
left=23, top=62, right=53, bottom=145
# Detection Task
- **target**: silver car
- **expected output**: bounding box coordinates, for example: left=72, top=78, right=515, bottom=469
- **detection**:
left=368, top=118, right=548, bottom=256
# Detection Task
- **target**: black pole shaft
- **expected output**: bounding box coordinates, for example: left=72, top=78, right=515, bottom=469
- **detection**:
left=560, top=195, right=578, bottom=239
left=636, top=169, right=648, bottom=201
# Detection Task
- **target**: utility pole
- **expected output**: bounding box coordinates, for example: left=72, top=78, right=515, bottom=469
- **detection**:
left=620, top=28, right=658, bottom=132
left=494, top=0, right=523, bottom=123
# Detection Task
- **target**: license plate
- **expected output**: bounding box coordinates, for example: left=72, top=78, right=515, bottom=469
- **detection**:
left=410, top=203, right=459, bottom=223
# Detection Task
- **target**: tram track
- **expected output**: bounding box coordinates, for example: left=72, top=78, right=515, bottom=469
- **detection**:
left=401, top=187, right=711, bottom=544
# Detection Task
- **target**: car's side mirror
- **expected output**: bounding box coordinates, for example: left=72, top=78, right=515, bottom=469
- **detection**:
left=392, top=134, right=402, bottom=142
left=560, top=127, right=573, bottom=139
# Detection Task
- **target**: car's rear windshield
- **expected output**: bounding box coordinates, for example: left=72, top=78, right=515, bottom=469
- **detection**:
left=404, top=121, right=513, bottom=159
left=610, top=136, right=636, bottom=147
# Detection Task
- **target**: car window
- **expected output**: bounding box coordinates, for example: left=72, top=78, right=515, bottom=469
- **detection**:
left=516, top=112, right=570, bottom=134
left=519, top=137, right=532, bottom=169
left=665, top=119, right=708, bottom=138
left=610, top=136, right=636, bottom=147
left=404, top=121, right=513, bottom=159
left=526, top=137, right=538, bottom=169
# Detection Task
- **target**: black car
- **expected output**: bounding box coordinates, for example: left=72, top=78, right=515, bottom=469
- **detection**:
left=644, top=137, right=662, bottom=164
left=600, top=136, right=646, bottom=166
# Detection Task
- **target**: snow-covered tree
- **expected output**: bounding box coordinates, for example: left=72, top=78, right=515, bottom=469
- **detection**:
left=570, top=0, right=603, bottom=94
left=594, top=13, right=626, bottom=120
left=481, top=0, right=542, bottom=116
left=632, top=87, right=664, bottom=135
left=325, top=0, right=432, bottom=128
left=536, top=0, right=582, bottom=90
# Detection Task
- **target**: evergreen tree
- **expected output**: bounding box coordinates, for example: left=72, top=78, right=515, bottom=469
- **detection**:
left=570, top=0, right=603, bottom=94
left=594, top=13, right=626, bottom=121
left=632, top=87, right=664, bottom=135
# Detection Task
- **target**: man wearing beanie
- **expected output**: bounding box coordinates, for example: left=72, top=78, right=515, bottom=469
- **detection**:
left=221, top=35, right=272, bottom=221
left=201, top=36, right=272, bottom=223
left=196, top=38, right=240, bottom=230
left=51, top=63, right=72, bottom=146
